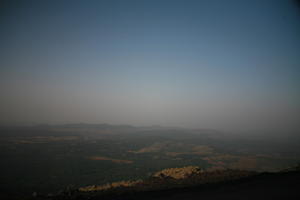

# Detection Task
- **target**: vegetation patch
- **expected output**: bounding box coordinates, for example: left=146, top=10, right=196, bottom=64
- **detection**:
left=13, top=136, right=79, bottom=144
left=88, top=156, right=133, bottom=164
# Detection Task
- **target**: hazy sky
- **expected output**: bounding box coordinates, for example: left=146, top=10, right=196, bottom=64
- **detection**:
left=1, top=0, right=300, bottom=132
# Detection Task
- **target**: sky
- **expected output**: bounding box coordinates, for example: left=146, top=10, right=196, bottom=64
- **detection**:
left=0, top=0, right=300, bottom=133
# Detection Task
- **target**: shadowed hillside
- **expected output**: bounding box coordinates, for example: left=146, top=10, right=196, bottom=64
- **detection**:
left=37, top=165, right=300, bottom=200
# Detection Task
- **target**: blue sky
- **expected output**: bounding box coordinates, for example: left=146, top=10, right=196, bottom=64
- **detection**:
left=0, top=0, right=300, bottom=133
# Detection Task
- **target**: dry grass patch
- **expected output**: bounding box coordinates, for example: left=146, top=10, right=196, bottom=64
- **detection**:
left=79, top=180, right=142, bottom=192
left=153, top=166, right=202, bottom=179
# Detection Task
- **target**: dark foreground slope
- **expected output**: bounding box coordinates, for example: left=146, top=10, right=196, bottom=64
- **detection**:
left=52, top=170, right=300, bottom=200
left=134, top=171, right=300, bottom=200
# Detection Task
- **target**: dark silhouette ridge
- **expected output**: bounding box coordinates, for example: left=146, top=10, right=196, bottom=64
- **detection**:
left=46, top=168, right=300, bottom=200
